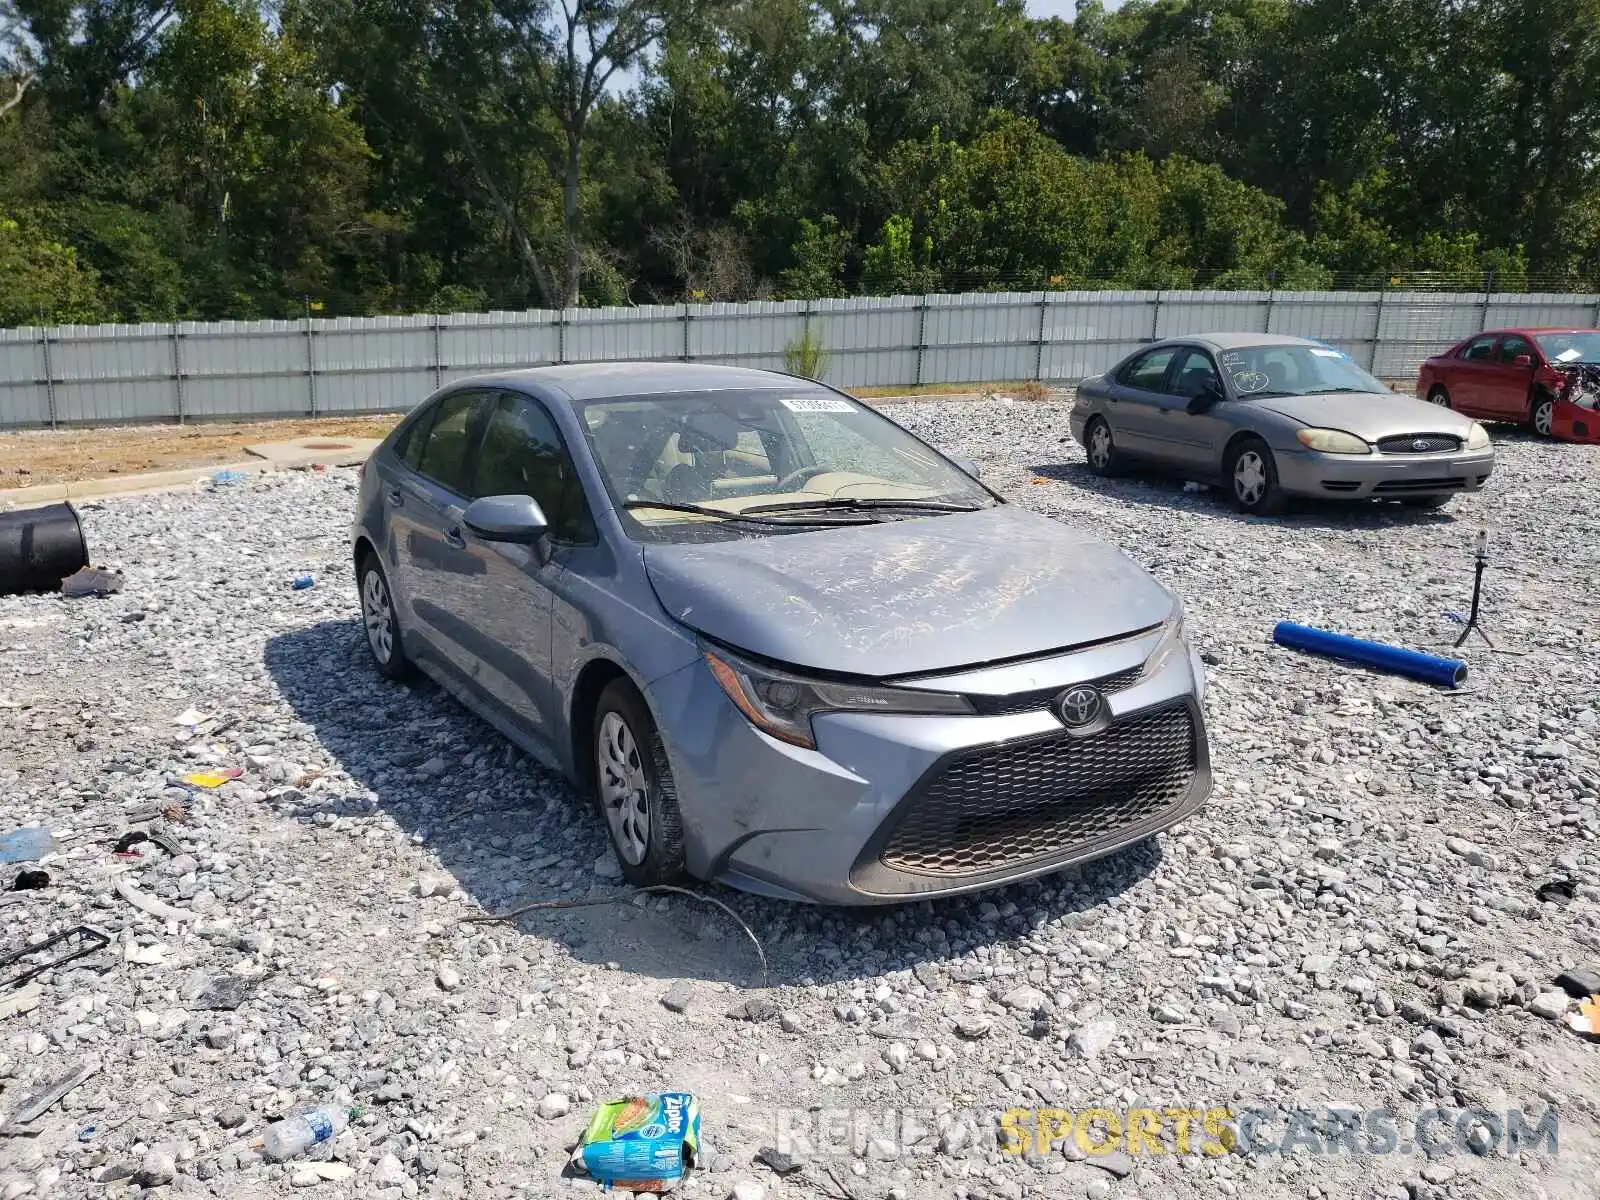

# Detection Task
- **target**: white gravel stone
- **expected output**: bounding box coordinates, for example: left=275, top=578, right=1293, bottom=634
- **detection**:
left=537, top=1092, right=571, bottom=1119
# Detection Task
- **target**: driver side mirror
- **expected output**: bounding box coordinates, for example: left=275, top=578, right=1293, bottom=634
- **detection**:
left=1512, top=354, right=1533, bottom=368
left=952, top=456, right=982, bottom=479
left=463, top=495, right=549, bottom=546
left=1186, top=383, right=1225, bottom=414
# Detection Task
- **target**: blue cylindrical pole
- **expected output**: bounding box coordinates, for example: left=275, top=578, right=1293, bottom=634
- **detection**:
left=1272, top=622, right=1469, bottom=688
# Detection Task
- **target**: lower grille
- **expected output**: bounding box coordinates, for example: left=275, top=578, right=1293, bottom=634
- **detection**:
left=878, top=705, right=1197, bottom=876
left=966, top=666, right=1144, bottom=717
left=1376, top=434, right=1461, bottom=455
left=1321, top=480, right=1361, bottom=492
left=1372, top=477, right=1466, bottom=494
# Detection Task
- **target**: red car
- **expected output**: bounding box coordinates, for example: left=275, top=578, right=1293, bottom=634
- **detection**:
left=1416, top=327, right=1600, bottom=443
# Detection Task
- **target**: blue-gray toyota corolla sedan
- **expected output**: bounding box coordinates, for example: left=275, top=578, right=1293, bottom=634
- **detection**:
left=351, top=363, right=1211, bottom=905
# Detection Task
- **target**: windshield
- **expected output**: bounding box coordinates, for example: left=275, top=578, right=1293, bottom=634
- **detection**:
left=576, top=387, right=997, bottom=543
left=1532, top=331, right=1600, bottom=364
left=1217, top=344, right=1385, bottom=397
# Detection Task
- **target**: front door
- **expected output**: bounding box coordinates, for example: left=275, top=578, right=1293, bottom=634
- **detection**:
left=1157, top=346, right=1229, bottom=473
left=1480, top=333, right=1537, bottom=419
left=392, top=389, right=493, bottom=681
left=457, top=391, right=599, bottom=739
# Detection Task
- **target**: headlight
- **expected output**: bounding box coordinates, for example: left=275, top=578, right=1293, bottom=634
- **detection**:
left=703, top=645, right=973, bottom=749
left=1466, top=422, right=1491, bottom=450
left=1295, top=428, right=1371, bottom=454
left=1138, top=607, right=1188, bottom=681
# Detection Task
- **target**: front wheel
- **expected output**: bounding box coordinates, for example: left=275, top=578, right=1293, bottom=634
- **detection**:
left=1225, top=438, right=1287, bottom=515
left=1531, top=393, right=1555, bottom=437
left=592, top=680, right=687, bottom=887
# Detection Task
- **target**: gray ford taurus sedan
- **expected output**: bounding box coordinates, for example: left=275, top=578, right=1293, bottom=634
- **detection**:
left=352, top=363, right=1211, bottom=904
left=1071, top=333, right=1495, bottom=514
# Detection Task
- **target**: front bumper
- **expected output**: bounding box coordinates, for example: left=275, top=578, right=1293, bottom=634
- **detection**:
left=1551, top=399, right=1600, bottom=443
left=1274, top=447, right=1495, bottom=499
left=647, top=634, right=1212, bottom=906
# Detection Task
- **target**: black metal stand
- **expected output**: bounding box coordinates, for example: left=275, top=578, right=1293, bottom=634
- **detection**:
left=1453, top=534, right=1495, bottom=649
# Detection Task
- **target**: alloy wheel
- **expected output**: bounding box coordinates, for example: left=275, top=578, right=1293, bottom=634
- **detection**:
left=1234, top=450, right=1268, bottom=506
left=361, top=568, right=394, bottom=665
left=597, top=712, right=650, bottom=865
left=1089, top=423, right=1112, bottom=470
left=1534, top=398, right=1554, bottom=436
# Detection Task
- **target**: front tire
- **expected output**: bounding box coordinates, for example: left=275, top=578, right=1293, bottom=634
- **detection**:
left=1083, top=417, right=1124, bottom=477
left=1531, top=392, right=1556, bottom=437
left=1225, top=438, right=1287, bottom=515
left=358, top=553, right=416, bottom=682
left=592, top=680, right=687, bottom=887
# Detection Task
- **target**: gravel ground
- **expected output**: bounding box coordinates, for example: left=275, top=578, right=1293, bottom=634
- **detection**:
left=2, top=399, right=1598, bottom=1200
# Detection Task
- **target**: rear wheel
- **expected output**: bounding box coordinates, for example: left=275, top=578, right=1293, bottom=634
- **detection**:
left=1427, top=385, right=1451, bottom=408
left=592, top=680, right=686, bottom=887
left=1225, top=437, right=1286, bottom=515
left=358, top=552, right=416, bottom=682
left=1084, top=417, right=1124, bottom=477
left=1531, top=392, right=1556, bottom=437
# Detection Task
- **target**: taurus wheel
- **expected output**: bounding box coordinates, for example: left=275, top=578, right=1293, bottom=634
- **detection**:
left=1531, top=394, right=1555, bottom=437
left=592, top=680, right=685, bottom=886
left=358, top=553, right=415, bottom=681
left=1226, top=438, right=1286, bottom=515
left=1084, top=417, right=1123, bottom=477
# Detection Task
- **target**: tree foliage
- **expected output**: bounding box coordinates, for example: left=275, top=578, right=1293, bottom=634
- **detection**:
left=3, top=0, right=1600, bottom=324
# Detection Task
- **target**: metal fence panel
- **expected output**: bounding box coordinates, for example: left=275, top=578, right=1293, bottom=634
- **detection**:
left=5, top=288, right=1600, bottom=428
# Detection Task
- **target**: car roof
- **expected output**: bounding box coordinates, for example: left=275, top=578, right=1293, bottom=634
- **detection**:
left=455, top=362, right=814, bottom=402
left=1166, top=332, right=1326, bottom=351
left=1472, top=327, right=1596, bottom=337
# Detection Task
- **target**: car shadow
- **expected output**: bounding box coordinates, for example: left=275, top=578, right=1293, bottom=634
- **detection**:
left=263, top=618, right=1162, bottom=992
left=1028, top=461, right=1464, bottom=531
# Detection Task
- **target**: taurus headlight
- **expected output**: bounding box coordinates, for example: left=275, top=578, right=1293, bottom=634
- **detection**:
left=1466, top=422, right=1491, bottom=450
left=1296, top=428, right=1371, bottom=454
left=703, top=645, right=973, bottom=749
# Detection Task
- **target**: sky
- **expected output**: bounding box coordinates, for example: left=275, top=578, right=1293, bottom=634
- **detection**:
left=1028, top=0, right=1126, bottom=17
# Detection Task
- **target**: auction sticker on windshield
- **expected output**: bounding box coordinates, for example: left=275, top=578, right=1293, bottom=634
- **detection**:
left=781, top=396, right=855, bottom=412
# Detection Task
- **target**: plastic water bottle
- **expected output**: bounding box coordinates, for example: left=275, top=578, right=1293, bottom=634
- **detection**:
left=261, top=1106, right=352, bottom=1161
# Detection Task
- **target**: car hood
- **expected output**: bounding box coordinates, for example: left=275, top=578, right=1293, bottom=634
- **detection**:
left=642, top=505, right=1175, bottom=677
left=1249, top=391, right=1482, bottom=440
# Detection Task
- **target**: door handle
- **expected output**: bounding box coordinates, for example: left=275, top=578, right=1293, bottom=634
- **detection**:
left=443, top=525, right=466, bottom=549
left=387, top=487, right=403, bottom=507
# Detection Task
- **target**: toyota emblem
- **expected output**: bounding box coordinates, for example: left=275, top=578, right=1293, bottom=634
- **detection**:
left=1056, top=685, right=1103, bottom=729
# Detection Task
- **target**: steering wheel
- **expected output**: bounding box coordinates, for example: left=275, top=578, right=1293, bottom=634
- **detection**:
left=774, top=466, right=828, bottom=492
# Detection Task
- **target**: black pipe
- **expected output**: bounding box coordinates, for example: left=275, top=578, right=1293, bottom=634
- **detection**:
left=0, top=502, right=90, bottom=596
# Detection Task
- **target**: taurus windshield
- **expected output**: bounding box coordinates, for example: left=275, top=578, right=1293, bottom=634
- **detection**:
left=576, top=387, right=995, bottom=540
left=1218, top=344, right=1385, bottom=397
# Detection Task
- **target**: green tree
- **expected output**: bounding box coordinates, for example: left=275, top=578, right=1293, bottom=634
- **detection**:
left=0, top=212, right=107, bottom=324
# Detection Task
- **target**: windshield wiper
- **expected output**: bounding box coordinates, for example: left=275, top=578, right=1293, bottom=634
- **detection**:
left=1299, top=386, right=1371, bottom=395
left=620, top=500, right=870, bottom=526
left=741, top=497, right=986, bottom=516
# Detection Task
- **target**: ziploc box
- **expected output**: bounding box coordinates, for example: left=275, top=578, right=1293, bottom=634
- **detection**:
left=574, top=1092, right=701, bottom=1192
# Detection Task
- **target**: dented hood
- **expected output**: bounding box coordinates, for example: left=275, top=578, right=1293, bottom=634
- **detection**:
left=1248, top=390, right=1482, bottom=440
left=642, top=505, right=1175, bottom=677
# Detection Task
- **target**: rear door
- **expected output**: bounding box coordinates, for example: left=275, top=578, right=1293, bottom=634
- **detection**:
left=1481, top=333, right=1537, bottom=419
left=1106, top=345, right=1181, bottom=457
left=390, top=389, right=494, bottom=680
left=1450, top=334, right=1500, bottom=413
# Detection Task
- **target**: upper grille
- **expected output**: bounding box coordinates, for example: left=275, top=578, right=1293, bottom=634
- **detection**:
left=966, top=666, right=1144, bottom=717
left=878, top=705, right=1197, bottom=876
left=1376, top=434, right=1461, bottom=455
